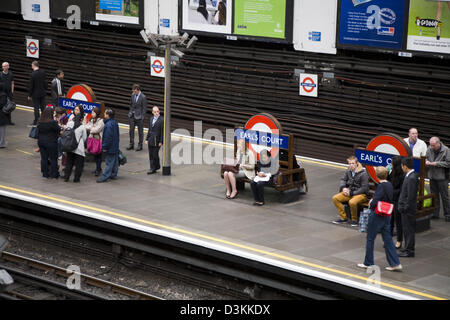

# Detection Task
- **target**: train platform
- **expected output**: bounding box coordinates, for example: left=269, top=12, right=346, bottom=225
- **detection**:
left=0, top=107, right=449, bottom=300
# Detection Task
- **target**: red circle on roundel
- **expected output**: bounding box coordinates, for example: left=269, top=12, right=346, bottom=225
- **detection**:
left=244, top=114, right=281, bottom=159
left=67, top=85, right=94, bottom=102
left=152, top=60, right=163, bottom=74
left=28, top=42, right=38, bottom=54
left=365, top=134, right=410, bottom=183
left=301, top=77, right=315, bottom=93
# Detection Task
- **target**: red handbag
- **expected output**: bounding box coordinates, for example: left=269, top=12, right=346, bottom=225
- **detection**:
left=374, top=201, right=394, bottom=217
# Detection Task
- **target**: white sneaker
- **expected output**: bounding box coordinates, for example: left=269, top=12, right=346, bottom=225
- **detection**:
left=357, top=263, right=370, bottom=269
left=385, top=264, right=403, bottom=272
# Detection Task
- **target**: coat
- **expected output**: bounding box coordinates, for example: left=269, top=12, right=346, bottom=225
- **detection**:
left=29, top=69, right=47, bottom=98
left=339, top=163, right=370, bottom=196
left=66, top=121, right=87, bottom=157
left=102, top=118, right=119, bottom=154
left=426, top=143, right=450, bottom=181
left=398, top=171, right=419, bottom=215
left=85, top=118, right=104, bottom=139
left=0, top=85, right=8, bottom=126
left=129, top=92, right=147, bottom=120
left=146, top=116, right=163, bottom=146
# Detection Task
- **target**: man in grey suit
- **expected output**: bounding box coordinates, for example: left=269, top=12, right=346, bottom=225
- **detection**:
left=127, top=84, right=147, bottom=151
left=398, top=157, right=419, bottom=258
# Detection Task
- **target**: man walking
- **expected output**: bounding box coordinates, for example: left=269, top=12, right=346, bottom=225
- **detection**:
left=28, top=61, right=47, bottom=125
left=51, top=69, right=65, bottom=108
left=398, top=157, right=419, bottom=258
left=97, top=108, right=120, bottom=183
left=127, top=84, right=147, bottom=151
left=426, top=137, right=450, bottom=221
left=145, top=106, right=163, bottom=174
left=1, top=62, right=14, bottom=125
left=403, top=128, right=427, bottom=157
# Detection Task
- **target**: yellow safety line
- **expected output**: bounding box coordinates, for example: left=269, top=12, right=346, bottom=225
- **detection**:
left=0, top=184, right=445, bottom=300
left=16, top=149, right=33, bottom=156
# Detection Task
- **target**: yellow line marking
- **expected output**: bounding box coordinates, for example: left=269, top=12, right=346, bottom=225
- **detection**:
left=0, top=184, right=445, bottom=300
left=16, top=149, right=33, bottom=156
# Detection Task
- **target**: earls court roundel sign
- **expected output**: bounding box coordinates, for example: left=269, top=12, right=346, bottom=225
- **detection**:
left=26, top=39, right=39, bottom=58
left=151, top=56, right=165, bottom=78
left=60, top=84, right=103, bottom=122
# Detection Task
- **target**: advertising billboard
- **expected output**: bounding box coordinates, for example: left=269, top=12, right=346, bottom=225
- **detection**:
left=234, top=0, right=286, bottom=39
left=21, top=0, right=51, bottom=23
left=338, top=0, right=406, bottom=50
left=95, top=0, right=141, bottom=25
left=407, top=0, right=450, bottom=55
left=293, top=0, right=337, bottom=54
left=182, top=0, right=232, bottom=34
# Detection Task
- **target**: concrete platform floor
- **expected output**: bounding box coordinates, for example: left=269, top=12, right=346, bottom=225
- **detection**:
left=0, top=107, right=449, bottom=300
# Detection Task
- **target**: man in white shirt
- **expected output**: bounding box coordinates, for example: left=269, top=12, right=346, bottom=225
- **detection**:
left=403, top=128, right=427, bottom=157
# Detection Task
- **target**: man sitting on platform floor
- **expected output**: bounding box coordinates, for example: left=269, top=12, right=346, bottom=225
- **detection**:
left=332, top=156, right=370, bottom=227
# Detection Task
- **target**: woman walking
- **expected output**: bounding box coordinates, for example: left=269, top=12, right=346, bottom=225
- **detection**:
left=358, top=166, right=402, bottom=271
left=85, top=107, right=104, bottom=176
left=63, top=105, right=87, bottom=182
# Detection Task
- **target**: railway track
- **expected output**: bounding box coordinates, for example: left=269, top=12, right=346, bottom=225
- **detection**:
left=0, top=252, right=163, bottom=300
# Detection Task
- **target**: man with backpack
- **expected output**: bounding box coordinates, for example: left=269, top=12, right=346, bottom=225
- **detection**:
left=97, top=108, right=120, bottom=183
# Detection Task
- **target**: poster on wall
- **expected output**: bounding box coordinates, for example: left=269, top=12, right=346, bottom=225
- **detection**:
left=407, top=0, right=450, bottom=54
left=234, top=0, right=286, bottom=39
left=95, top=0, right=140, bottom=24
left=51, top=0, right=95, bottom=22
left=21, top=0, right=51, bottom=23
left=182, top=0, right=232, bottom=34
left=338, top=0, right=406, bottom=50
left=293, top=0, right=337, bottom=54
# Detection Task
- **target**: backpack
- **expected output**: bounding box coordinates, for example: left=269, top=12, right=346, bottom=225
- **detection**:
left=60, top=127, right=79, bottom=152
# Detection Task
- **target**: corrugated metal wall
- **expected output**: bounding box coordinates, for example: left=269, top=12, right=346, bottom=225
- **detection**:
left=1, top=16, right=449, bottom=163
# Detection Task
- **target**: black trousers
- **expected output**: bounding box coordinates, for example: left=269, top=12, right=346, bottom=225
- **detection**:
left=39, top=141, right=58, bottom=178
left=148, top=145, right=161, bottom=171
left=390, top=203, right=403, bottom=242
left=401, top=211, right=416, bottom=255
left=129, top=117, right=144, bottom=147
left=430, top=179, right=450, bottom=218
left=250, top=180, right=267, bottom=203
left=32, top=96, right=46, bottom=124
left=65, top=152, right=85, bottom=182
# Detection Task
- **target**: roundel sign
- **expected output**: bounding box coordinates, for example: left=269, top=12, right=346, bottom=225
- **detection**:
left=67, top=84, right=96, bottom=102
left=300, top=73, right=318, bottom=97
left=151, top=56, right=165, bottom=78
left=363, top=133, right=412, bottom=183
left=26, top=39, right=39, bottom=58
left=244, top=113, right=283, bottom=160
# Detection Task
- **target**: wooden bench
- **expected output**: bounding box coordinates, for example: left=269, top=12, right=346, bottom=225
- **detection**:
left=221, top=132, right=308, bottom=203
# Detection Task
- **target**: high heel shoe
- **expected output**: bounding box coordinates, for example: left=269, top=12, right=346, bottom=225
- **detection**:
left=229, top=191, right=239, bottom=199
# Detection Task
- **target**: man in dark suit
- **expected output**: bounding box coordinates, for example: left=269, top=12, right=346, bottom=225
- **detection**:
left=398, top=157, right=418, bottom=257
left=127, top=84, right=147, bottom=151
left=1, top=62, right=14, bottom=125
left=145, top=106, right=163, bottom=174
left=28, top=61, right=47, bottom=125
left=51, top=69, right=65, bottom=108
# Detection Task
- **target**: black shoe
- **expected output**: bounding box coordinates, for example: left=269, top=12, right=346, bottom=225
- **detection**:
left=96, top=178, right=107, bottom=183
left=136, top=146, right=143, bottom=151
left=332, top=219, right=348, bottom=225
left=126, top=145, right=134, bottom=150
left=350, top=220, right=359, bottom=227
left=94, top=170, right=101, bottom=177
left=9, top=122, right=15, bottom=126
left=398, top=251, right=414, bottom=258
left=147, top=170, right=156, bottom=175
left=445, top=216, right=450, bottom=222
left=431, top=216, right=439, bottom=220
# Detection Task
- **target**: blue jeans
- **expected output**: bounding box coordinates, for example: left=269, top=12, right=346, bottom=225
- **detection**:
left=364, top=210, right=400, bottom=267
left=100, top=152, right=118, bottom=181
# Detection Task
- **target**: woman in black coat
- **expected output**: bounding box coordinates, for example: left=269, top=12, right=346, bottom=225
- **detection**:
left=388, top=156, right=405, bottom=249
left=37, top=107, right=61, bottom=178
left=0, top=81, right=8, bottom=148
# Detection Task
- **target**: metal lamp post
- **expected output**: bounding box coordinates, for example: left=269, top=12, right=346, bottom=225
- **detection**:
left=139, top=31, right=197, bottom=176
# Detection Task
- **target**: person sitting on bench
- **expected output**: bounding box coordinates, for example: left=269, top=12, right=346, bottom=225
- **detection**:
left=332, top=155, right=370, bottom=227
left=250, top=149, right=278, bottom=206
left=223, top=139, right=255, bottom=199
